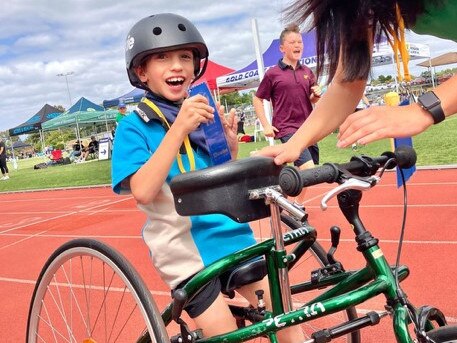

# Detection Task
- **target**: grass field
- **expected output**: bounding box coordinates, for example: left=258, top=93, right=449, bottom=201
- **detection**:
left=1, top=115, right=455, bottom=193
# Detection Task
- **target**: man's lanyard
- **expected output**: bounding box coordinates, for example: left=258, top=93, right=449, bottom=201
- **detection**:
left=140, top=98, right=196, bottom=173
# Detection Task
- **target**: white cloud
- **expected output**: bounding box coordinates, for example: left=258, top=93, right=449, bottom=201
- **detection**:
left=1, top=0, right=456, bottom=132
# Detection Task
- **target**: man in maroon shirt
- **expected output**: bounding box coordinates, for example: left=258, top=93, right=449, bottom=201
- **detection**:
left=254, top=23, right=321, bottom=204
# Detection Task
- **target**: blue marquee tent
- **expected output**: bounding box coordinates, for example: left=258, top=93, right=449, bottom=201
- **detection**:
left=67, top=97, right=104, bottom=113
left=102, top=88, right=145, bottom=108
left=8, top=104, right=63, bottom=136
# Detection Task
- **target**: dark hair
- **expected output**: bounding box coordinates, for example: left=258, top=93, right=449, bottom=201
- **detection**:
left=284, top=0, right=440, bottom=83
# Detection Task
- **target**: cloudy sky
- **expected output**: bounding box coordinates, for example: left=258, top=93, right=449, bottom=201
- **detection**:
left=2, top=0, right=457, bottom=132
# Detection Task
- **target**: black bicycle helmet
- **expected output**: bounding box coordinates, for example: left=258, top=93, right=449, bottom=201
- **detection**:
left=125, top=13, right=209, bottom=91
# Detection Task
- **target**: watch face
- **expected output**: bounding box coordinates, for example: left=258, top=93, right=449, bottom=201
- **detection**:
left=419, top=92, right=440, bottom=108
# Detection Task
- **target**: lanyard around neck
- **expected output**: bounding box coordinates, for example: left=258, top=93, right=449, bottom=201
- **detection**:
left=142, top=98, right=196, bottom=173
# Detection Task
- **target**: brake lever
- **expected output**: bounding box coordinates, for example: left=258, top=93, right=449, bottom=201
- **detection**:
left=320, top=177, right=380, bottom=210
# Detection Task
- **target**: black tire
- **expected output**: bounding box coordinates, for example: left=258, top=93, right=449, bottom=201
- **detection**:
left=245, top=215, right=360, bottom=343
left=26, top=238, right=169, bottom=343
left=427, top=325, right=457, bottom=342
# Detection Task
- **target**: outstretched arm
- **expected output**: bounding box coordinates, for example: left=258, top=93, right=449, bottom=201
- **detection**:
left=337, top=74, right=457, bottom=147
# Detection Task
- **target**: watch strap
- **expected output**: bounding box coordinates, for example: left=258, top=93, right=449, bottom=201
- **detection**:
left=418, top=91, right=445, bottom=125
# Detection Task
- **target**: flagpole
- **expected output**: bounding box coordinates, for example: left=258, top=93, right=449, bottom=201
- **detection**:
left=251, top=18, right=274, bottom=146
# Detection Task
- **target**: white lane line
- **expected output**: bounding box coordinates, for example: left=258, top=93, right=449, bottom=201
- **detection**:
left=0, top=196, right=134, bottom=250
left=2, top=233, right=142, bottom=239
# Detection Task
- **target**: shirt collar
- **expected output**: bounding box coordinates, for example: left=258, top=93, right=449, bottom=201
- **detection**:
left=278, top=58, right=302, bottom=70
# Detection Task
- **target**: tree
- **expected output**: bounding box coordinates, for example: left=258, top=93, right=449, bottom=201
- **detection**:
left=377, top=74, right=393, bottom=83
left=220, top=91, right=253, bottom=110
left=26, top=129, right=76, bottom=152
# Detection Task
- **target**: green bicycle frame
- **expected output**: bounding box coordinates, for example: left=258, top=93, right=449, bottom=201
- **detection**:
left=161, top=188, right=419, bottom=343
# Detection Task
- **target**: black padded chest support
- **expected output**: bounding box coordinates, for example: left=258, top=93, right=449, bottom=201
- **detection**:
left=170, top=156, right=283, bottom=223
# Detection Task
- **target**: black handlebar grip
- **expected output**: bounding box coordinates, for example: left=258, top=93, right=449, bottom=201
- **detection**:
left=381, top=145, right=417, bottom=169
left=279, top=163, right=339, bottom=196
left=394, top=145, right=417, bottom=169
left=279, top=166, right=303, bottom=196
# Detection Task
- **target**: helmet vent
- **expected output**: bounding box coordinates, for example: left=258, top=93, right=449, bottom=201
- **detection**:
left=153, top=27, right=162, bottom=35
left=178, top=23, right=187, bottom=31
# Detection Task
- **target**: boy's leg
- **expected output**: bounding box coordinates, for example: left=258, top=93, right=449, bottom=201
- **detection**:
left=238, top=278, right=305, bottom=343
left=192, top=293, right=238, bottom=337
left=178, top=277, right=237, bottom=338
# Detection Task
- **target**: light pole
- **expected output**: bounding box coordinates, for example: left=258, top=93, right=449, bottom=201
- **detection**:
left=57, top=71, right=74, bottom=107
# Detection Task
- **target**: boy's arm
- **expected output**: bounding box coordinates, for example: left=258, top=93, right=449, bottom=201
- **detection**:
left=253, top=95, right=276, bottom=137
left=129, top=95, right=215, bottom=205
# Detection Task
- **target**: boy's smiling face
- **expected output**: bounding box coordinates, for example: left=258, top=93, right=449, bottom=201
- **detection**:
left=136, top=49, right=195, bottom=102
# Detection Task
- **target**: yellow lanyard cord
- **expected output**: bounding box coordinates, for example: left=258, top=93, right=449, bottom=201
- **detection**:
left=387, top=4, right=411, bottom=82
left=142, top=98, right=196, bottom=173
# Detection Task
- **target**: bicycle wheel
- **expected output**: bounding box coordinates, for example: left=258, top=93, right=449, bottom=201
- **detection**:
left=27, top=238, right=169, bottom=343
left=427, top=325, right=457, bottom=342
left=247, top=215, right=360, bottom=343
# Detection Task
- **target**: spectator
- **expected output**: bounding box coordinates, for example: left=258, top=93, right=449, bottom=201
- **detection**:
left=253, top=23, right=322, bottom=206
left=116, top=102, right=128, bottom=124
left=237, top=110, right=246, bottom=135
left=69, top=140, right=84, bottom=162
left=78, top=136, right=99, bottom=162
left=0, top=139, right=10, bottom=180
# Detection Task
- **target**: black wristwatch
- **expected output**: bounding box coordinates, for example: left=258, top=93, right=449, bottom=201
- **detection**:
left=417, top=91, right=445, bottom=124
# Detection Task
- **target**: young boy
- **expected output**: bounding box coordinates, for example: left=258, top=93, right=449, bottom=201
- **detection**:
left=112, top=13, right=303, bottom=341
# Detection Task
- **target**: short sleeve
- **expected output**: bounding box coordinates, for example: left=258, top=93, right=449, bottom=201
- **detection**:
left=255, top=72, right=273, bottom=101
left=111, top=118, right=154, bottom=194
left=309, top=68, right=317, bottom=85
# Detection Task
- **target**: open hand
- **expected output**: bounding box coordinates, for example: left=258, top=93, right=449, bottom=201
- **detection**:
left=337, top=104, right=434, bottom=148
left=218, top=104, right=238, bottom=158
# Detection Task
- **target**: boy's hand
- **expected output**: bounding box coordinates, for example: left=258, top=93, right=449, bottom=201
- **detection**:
left=176, top=94, right=215, bottom=133
left=218, top=104, right=238, bottom=159
left=311, top=85, right=322, bottom=98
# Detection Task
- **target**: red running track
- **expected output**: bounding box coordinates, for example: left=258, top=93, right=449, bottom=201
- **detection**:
left=0, top=168, right=456, bottom=342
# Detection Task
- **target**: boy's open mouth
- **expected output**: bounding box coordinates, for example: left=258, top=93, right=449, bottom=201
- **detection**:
left=166, top=77, right=185, bottom=86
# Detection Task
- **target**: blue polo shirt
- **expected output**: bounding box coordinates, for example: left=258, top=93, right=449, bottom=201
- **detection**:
left=111, top=106, right=256, bottom=289
left=256, top=59, right=316, bottom=139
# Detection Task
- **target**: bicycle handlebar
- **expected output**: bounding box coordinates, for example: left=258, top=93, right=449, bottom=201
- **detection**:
left=279, top=145, right=417, bottom=196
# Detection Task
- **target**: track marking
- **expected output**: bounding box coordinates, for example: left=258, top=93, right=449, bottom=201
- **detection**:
left=0, top=196, right=133, bottom=250
left=2, top=233, right=142, bottom=239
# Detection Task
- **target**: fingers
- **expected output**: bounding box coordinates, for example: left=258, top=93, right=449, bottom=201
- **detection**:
left=336, top=110, right=370, bottom=148
left=184, top=95, right=214, bottom=122
left=337, top=107, right=392, bottom=147
left=254, top=145, right=294, bottom=166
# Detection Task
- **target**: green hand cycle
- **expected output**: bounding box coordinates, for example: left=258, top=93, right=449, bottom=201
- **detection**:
left=27, top=146, right=457, bottom=342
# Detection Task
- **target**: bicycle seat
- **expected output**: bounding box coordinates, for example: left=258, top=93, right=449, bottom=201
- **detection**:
left=170, top=156, right=282, bottom=222
left=220, top=259, right=267, bottom=295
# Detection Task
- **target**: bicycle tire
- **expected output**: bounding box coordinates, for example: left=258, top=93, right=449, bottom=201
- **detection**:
left=427, top=325, right=457, bottom=342
left=246, top=214, right=360, bottom=343
left=26, top=238, right=169, bottom=343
